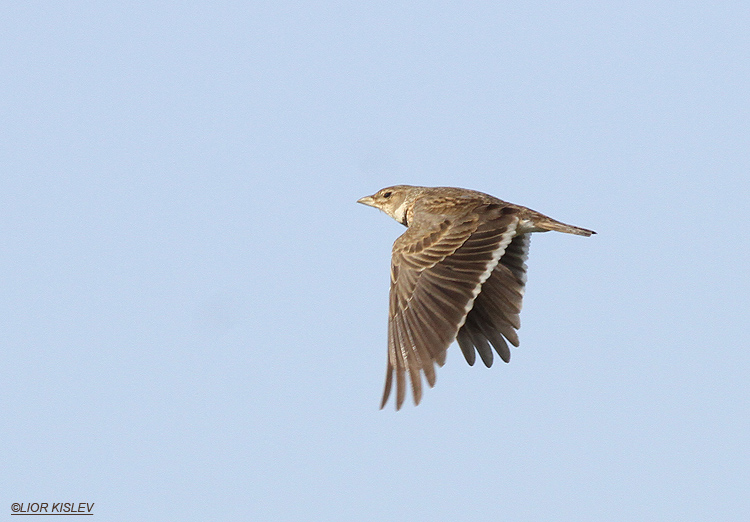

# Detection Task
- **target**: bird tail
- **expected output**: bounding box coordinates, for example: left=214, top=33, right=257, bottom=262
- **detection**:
left=538, top=218, right=596, bottom=237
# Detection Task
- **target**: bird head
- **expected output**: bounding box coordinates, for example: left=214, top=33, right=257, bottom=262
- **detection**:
left=357, top=185, right=420, bottom=226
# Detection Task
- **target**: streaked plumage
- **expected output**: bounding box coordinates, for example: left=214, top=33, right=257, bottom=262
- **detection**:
left=358, top=185, right=595, bottom=410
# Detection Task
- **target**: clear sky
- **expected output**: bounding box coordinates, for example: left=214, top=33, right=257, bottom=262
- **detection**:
left=2, top=2, right=749, bottom=521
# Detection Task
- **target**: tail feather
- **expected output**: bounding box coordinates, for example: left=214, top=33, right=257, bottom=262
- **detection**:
left=539, top=219, right=596, bottom=237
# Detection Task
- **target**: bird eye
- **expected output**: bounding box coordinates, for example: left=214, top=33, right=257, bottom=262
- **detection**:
left=382, top=191, right=392, bottom=198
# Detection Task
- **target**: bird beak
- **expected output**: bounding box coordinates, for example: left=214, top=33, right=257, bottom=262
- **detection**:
left=357, top=195, right=376, bottom=207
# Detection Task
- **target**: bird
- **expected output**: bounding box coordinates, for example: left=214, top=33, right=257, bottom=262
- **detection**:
left=357, top=185, right=595, bottom=410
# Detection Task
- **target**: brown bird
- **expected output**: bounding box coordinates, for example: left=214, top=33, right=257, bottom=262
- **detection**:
left=358, top=185, right=595, bottom=410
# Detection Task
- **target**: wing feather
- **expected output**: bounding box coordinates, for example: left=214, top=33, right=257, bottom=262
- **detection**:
left=455, top=233, right=530, bottom=367
left=382, top=205, right=519, bottom=409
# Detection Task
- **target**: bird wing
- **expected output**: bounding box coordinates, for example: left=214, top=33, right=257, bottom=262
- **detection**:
left=456, top=233, right=530, bottom=367
left=383, top=205, right=519, bottom=409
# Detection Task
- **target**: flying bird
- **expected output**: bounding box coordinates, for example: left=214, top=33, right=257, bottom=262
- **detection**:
left=358, top=185, right=595, bottom=410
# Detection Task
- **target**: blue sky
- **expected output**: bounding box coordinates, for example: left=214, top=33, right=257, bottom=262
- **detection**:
left=2, top=2, right=749, bottom=520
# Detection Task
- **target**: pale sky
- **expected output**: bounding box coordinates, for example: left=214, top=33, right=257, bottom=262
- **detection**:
left=2, top=2, right=749, bottom=520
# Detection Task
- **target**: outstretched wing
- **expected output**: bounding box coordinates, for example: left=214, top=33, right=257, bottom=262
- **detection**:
left=456, top=233, right=530, bottom=367
left=383, top=205, right=519, bottom=409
